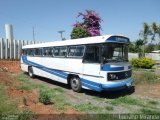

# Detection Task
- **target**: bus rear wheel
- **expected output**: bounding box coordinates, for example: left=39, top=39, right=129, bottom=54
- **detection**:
left=28, top=67, right=34, bottom=78
left=70, top=76, right=82, bottom=92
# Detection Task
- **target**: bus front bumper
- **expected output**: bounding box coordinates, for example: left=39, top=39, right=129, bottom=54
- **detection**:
left=101, top=79, right=134, bottom=91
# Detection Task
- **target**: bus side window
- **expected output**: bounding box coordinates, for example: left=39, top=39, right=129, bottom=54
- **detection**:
left=68, top=46, right=84, bottom=57
left=43, top=47, right=53, bottom=56
left=75, top=46, right=84, bottom=57
left=83, top=46, right=100, bottom=63
left=59, top=47, right=67, bottom=57
left=54, top=47, right=67, bottom=57
left=27, top=49, right=35, bottom=56
left=22, top=49, right=26, bottom=55
left=54, top=47, right=60, bottom=56
left=68, top=46, right=76, bottom=57
left=35, top=48, right=43, bottom=56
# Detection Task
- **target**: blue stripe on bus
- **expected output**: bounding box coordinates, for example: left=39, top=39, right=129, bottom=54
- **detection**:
left=101, top=64, right=124, bottom=71
left=21, top=55, right=133, bottom=92
left=22, top=55, right=68, bottom=79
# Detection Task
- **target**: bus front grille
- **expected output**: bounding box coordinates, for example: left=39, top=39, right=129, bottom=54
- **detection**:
left=107, top=70, right=132, bottom=81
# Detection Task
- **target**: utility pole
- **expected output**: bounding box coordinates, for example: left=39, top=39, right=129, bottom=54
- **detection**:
left=58, top=30, right=65, bottom=40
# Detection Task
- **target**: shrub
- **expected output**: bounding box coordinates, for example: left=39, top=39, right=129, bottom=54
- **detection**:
left=131, top=57, right=156, bottom=69
left=39, top=89, right=52, bottom=105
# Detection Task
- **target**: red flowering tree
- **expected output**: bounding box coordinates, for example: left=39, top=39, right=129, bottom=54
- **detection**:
left=71, top=10, right=102, bottom=39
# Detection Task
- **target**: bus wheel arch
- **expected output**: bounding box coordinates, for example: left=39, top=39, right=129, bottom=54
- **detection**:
left=28, top=66, right=34, bottom=78
left=68, top=74, right=82, bottom=92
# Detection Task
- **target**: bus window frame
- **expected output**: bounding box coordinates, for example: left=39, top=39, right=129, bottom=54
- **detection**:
left=34, top=48, right=43, bottom=57
left=43, top=47, right=54, bottom=57
left=82, top=44, right=102, bottom=64
left=67, top=45, right=85, bottom=59
left=53, top=46, right=67, bottom=58
left=27, top=48, right=35, bottom=56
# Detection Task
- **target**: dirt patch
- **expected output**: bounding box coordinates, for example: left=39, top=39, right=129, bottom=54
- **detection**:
left=0, top=60, right=21, bottom=73
left=0, top=71, right=20, bottom=87
left=2, top=71, right=57, bottom=114
left=0, top=60, right=79, bottom=116
left=134, top=84, right=160, bottom=100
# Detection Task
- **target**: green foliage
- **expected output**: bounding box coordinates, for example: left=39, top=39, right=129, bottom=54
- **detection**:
left=132, top=71, right=159, bottom=84
left=16, top=84, right=31, bottom=91
left=111, top=96, right=142, bottom=106
left=140, top=108, right=160, bottom=114
left=131, top=57, right=156, bottom=69
left=74, top=102, right=99, bottom=112
left=18, top=109, right=35, bottom=120
left=39, top=89, right=52, bottom=105
left=105, top=106, right=114, bottom=111
left=128, top=40, right=143, bottom=53
left=148, top=100, right=159, bottom=105
left=145, top=43, right=155, bottom=53
left=0, top=86, right=17, bottom=114
left=16, top=73, right=45, bottom=90
left=71, top=26, right=90, bottom=39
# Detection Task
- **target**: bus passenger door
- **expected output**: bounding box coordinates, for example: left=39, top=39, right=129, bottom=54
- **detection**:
left=82, top=45, right=101, bottom=79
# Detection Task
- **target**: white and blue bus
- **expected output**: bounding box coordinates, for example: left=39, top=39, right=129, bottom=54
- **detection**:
left=21, top=35, right=133, bottom=92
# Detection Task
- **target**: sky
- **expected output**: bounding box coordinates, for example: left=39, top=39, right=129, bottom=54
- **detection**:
left=0, top=0, right=160, bottom=42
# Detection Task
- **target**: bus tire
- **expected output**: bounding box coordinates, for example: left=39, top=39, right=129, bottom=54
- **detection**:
left=70, top=76, right=82, bottom=92
left=28, top=67, right=34, bottom=78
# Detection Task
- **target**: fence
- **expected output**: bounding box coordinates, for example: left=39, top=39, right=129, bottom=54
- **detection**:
left=0, top=38, right=43, bottom=59
left=128, top=53, right=160, bottom=61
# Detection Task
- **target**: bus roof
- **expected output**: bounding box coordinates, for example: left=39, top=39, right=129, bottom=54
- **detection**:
left=22, top=34, right=130, bottom=49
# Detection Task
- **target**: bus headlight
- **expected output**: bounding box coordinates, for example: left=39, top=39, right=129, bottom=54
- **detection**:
left=109, top=73, right=119, bottom=80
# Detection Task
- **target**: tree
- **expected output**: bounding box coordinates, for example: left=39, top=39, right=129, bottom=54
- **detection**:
left=128, top=39, right=143, bottom=54
left=139, top=22, right=151, bottom=56
left=150, top=22, right=159, bottom=43
left=70, top=26, right=90, bottom=39
left=145, top=43, right=155, bottom=53
left=158, top=25, right=160, bottom=44
left=71, top=10, right=102, bottom=39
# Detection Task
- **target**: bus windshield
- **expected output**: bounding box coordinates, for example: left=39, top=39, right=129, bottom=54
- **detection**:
left=102, top=43, right=128, bottom=63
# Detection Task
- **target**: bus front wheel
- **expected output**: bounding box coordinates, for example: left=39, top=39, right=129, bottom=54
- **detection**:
left=70, top=76, right=82, bottom=92
left=28, top=67, right=34, bottom=78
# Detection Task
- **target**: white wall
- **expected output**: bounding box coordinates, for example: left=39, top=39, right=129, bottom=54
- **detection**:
left=128, top=53, right=160, bottom=61
left=0, top=38, right=42, bottom=59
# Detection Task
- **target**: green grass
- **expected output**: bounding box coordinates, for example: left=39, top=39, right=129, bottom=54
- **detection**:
left=74, top=102, right=100, bottom=112
left=132, top=70, right=160, bottom=85
left=140, top=108, right=160, bottom=114
left=49, top=88, right=70, bottom=111
left=93, top=96, right=103, bottom=101
left=0, top=86, right=17, bottom=114
left=110, top=96, right=142, bottom=106
left=16, top=73, right=45, bottom=90
left=148, top=100, right=159, bottom=105
left=16, top=84, right=31, bottom=91
left=105, top=106, right=114, bottom=111
left=18, top=109, right=36, bottom=120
